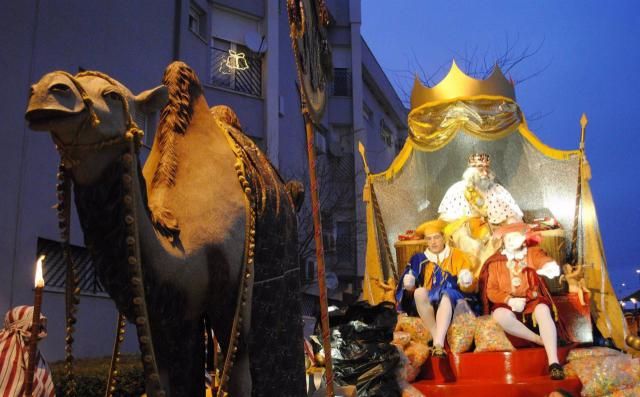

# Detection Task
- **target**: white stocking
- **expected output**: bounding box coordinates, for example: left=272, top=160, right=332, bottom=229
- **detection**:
left=492, top=307, right=543, bottom=345
left=414, top=288, right=436, bottom=339
left=534, top=304, right=559, bottom=365
left=433, top=295, right=453, bottom=347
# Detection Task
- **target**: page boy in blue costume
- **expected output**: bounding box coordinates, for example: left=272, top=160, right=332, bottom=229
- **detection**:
left=396, top=219, right=475, bottom=357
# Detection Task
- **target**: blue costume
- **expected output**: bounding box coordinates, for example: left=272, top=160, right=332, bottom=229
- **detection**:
left=395, top=249, right=470, bottom=314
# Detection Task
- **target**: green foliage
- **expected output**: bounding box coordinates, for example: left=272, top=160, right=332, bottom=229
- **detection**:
left=50, top=354, right=144, bottom=397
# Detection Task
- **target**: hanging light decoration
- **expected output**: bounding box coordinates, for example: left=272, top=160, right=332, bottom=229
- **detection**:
left=220, top=49, right=249, bottom=74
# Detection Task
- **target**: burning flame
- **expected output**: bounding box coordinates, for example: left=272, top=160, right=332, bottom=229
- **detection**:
left=35, top=255, right=45, bottom=288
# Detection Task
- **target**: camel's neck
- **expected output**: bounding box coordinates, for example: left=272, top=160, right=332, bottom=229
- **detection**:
left=73, top=155, right=160, bottom=317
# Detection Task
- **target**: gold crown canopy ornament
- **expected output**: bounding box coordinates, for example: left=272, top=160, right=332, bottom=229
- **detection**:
left=468, top=153, right=491, bottom=168
left=410, top=61, right=516, bottom=110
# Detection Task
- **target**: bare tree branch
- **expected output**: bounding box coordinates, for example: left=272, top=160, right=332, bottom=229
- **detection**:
left=386, top=35, right=551, bottom=123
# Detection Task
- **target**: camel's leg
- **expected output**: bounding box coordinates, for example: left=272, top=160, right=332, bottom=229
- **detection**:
left=227, top=271, right=253, bottom=396
left=153, top=318, right=206, bottom=397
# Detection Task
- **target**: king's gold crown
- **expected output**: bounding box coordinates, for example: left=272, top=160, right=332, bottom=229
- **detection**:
left=410, top=61, right=516, bottom=110
left=468, top=153, right=491, bottom=168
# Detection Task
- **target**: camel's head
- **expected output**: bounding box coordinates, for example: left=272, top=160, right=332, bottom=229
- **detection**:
left=25, top=70, right=168, bottom=183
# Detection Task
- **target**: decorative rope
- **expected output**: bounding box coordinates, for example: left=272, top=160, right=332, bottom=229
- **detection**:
left=214, top=122, right=258, bottom=397
left=121, top=138, right=165, bottom=397
left=53, top=71, right=161, bottom=397
left=56, top=163, right=79, bottom=397
left=104, top=313, right=126, bottom=397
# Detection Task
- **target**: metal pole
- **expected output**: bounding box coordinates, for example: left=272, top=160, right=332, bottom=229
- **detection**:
left=570, top=113, right=588, bottom=265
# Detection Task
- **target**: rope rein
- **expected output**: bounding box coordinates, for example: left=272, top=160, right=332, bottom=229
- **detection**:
left=214, top=122, right=258, bottom=397
left=54, top=71, right=164, bottom=397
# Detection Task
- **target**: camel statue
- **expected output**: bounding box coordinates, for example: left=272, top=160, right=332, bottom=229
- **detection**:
left=25, top=62, right=306, bottom=396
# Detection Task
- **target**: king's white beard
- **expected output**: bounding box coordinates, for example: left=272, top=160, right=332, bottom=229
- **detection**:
left=462, top=167, right=495, bottom=193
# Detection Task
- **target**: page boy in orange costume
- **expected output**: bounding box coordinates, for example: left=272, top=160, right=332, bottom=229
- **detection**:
left=481, top=222, right=568, bottom=380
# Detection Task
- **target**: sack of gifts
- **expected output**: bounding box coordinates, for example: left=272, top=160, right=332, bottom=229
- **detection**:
left=396, top=314, right=431, bottom=345
left=473, top=315, right=514, bottom=352
left=566, top=355, right=640, bottom=397
left=447, top=300, right=476, bottom=353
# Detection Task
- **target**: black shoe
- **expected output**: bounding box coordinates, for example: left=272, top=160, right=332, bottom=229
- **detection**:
left=432, top=345, right=447, bottom=358
left=549, top=363, right=565, bottom=380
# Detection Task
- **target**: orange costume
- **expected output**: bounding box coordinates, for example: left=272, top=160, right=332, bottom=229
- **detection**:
left=480, top=245, right=570, bottom=340
left=485, top=246, right=554, bottom=312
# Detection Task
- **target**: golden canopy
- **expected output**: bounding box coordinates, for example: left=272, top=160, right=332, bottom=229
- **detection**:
left=361, top=61, right=628, bottom=350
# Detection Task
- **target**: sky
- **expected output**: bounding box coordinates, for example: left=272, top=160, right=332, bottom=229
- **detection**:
left=361, top=1, right=640, bottom=298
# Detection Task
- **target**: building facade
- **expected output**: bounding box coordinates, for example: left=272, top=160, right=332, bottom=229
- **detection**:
left=0, top=0, right=407, bottom=360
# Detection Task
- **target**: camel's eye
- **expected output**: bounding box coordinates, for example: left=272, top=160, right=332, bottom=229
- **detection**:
left=104, top=90, right=121, bottom=101
left=50, top=83, right=71, bottom=93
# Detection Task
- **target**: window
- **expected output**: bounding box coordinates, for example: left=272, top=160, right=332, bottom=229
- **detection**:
left=336, top=221, right=353, bottom=264
left=189, top=3, right=206, bottom=38
left=36, top=237, right=107, bottom=296
left=135, top=111, right=158, bottom=148
left=332, top=68, right=352, bottom=96
left=363, top=103, right=373, bottom=122
left=380, top=119, right=393, bottom=147
left=210, top=37, right=262, bottom=97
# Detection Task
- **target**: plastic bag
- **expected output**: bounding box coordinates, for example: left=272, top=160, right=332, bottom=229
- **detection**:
left=603, top=385, right=640, bottom=397
left=447, top=300, right=476, bottom=353
left=563, top=361, right=577, bottom=378
left=566, top=346, right=622, bottom=362
left=328, top=301, right=402, bottom=396
left=474, top=315, right=514, bottom=352
left=404, top=341, right=429, bottom=370
left=569, top=355, right=640, bottom=397
left=400, top=383, right=425, bottom=397
left=392, top=331, right=411, bottom=348
left=395, top=347, right=421, bottom=383
left=396, top=315, right=431, bottom=345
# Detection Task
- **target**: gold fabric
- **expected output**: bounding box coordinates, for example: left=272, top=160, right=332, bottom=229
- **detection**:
left=362, top=176, right=388, bottom=305
left=580, top=164, right=628, bottom=349
left=407, top=96, right=522, bottom=152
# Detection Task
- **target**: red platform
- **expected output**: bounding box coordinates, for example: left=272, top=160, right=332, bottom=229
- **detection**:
left=412, top=345, right=583, bottom=397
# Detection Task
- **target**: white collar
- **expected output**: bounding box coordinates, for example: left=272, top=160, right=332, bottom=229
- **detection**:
left=425, top=245, right=451, bottom=264
left=502, top=246, right=527, bottom=261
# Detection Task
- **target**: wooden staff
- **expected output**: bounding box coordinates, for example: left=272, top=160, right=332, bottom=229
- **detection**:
left=25, top=255, right=46, bottom=397
left=304, top=111, right=334, bottom=397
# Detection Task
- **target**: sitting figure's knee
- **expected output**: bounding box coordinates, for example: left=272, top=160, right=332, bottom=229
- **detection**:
left=492, top=307, right=513, bottom=323
left=534, top=303, right=551, bottom=314
left=414, top=287, right=429, bottom=304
